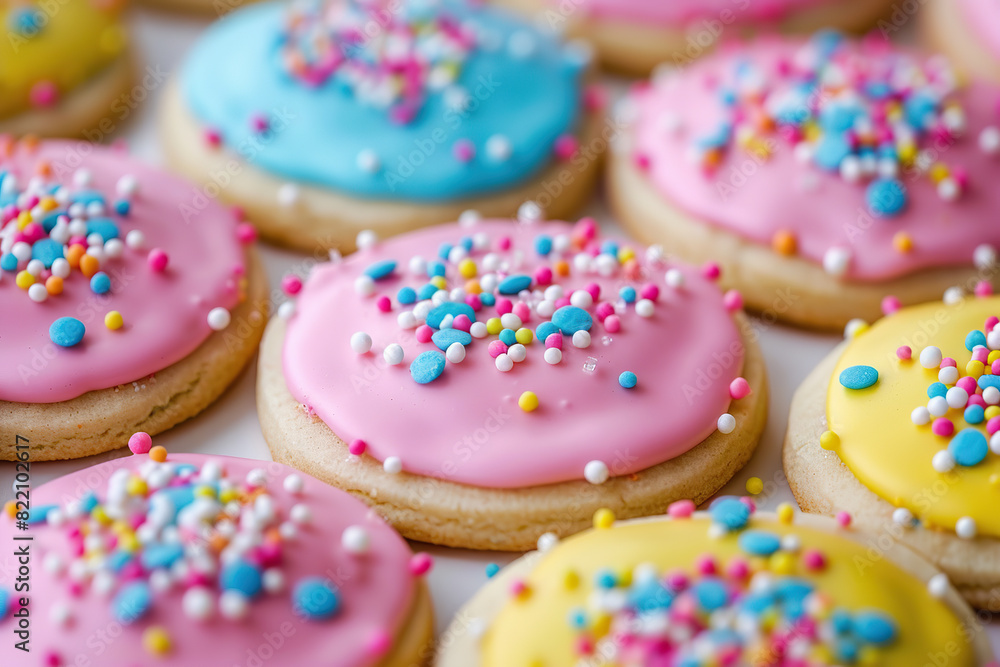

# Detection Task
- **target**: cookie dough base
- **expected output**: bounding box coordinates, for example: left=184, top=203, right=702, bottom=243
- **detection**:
left=137, top=0, right=247, bottom=15
left=383, top=581, right=435, bottom=667
left=257, top=313, right=768, bottom=552
left=784, top=342, right=1000, bottom=610
left=0, top=54, right=134, bottom=139
left=0, top=248, right=268, bottom=462
left=159, top=78, right=605, bottom=254
left=434, top=512, right=994, bottom=666
left=922, top=0, right=1000, bottom=85
left=495, top=0, right=895, bottom=76
left=609, top=149, right=988, bottom=332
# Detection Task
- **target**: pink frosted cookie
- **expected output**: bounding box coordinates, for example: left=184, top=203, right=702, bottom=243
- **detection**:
left=611, top=32, right=1000, bottom=331
left=924, top=0, right=1000, bottom=84
left=257, top=218, right=768, bottom=551
left=0, top=138, right=267, bottom=461
left=495, top=0, right=895, bottom=75
left=0, top=442, right=433, bottom=666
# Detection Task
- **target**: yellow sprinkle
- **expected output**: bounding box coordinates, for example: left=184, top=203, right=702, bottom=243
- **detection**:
left=219, top=489, right=239, bottom=504
left=593, top=508, right=615, bottom=530
left=515, top=328, right=533, bottom=345
left=987, top=406, right=1000, bottom=420
left=40, top=197, right=58, bottom=212
left=105, top=311, right=124, bottom=331
left=458, top=258, right=477, bottom=279
left=194, top=485, right=217, bottom=499
left=893, top=232, right=913, bottom=253
left=819, top=431, right=840, bottom=451
left=118, top=534, right=140, bottom=552
left=929, top=163, right=950, bottom=184
left=518, top=391, right=539, bottom=413
left=429, top=276, right=447, bottom=290
left=770, top=552, right=796, bottom=575
left=618, top=248, right=636, bottom=263
left=897, top=143, right=917, bottom=164
left=17, top=211, right=32, bottom=229
left=966, top=360, right=985, bottom=379
left=142, top=627, right=172, bottom=656
left=776, top=503, right=795, bottom=525
left=563, top=569, right=580, bottom=590
left=125, top=477, right=147, bottom=496
left=989, top=350, right=1000, bottom=366
left=92, top=506, right=112, bottom=525
left=745, top=477, right=764, bottom=495
left=15, top=270, right=35, bottom=290
left=591, top=613, right=612, bottom=638
left=486, top=317, right=502, bottom=335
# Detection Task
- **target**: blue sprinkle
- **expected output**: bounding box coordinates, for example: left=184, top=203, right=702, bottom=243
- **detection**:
left=536, top=322, right=559, bottom=342
left=866, top=178, right=907, bottom=218
left=108, top=551, right=134, bottom=573
left=479, top=293, right=496, bottom=307
left=40, top=210, right=63, bottom=233
left=26, top=504, right=57, bottom=525
left=460, top=237, right=473, bottom=252
left=90, top=272, right=112, bottom=295
left=965, top=404, right=985, bottom=425
left=619, top=371, right=638, bottom=389
left=397, top=287, right=417, bottom=305
left=0, top=253, right=17, bottom=271
left=498, top=274, right=532, bottom=295
left=71, top=190, right=105, bottom=206
left=363, top=260, right=397, bottom=281
left=839, top=365, right=878, bottom=390
left=438, top=243, right=453, bottom=260
left=619, top=286, right=637, bottom=303
left=568, top=608, right=587, bottom=629
left=426, top=261, right=446, bottom=278
left=600, top=240, right=619, bottom=257
left=86, top=218, right=120, bottom=241
left=949, top=428, right=988, bottom=467
left=709, top=497, right=750, bottom=531
left=630, top=581, right=674, bottom=612
left=9, top=7, right=43, bottom=35
left=927, top=382, right=948, bottom=399
left=820, top=103, right=861, bottom=132
left=426, top=302, right=475, bottom=329
left=293, top=577, right=341, bottom=620
left=738, top=530, right=782, bottom=557
left=499, top=329, right=517, bottom=346
left=49, top=317, right=85, bottom=347
left=220, top=559, right=263, bottom=598
left=966, top=330, right=988, bottom=352
left=741, top=591, right=776, bottom=616
left=112, top=581, right=152, bottom=624
left=813, top=134, right=852, bottom=171
left=80, top=492, right=99, bottom=513
left=979, top=375, right=1000, bottom=391
left=485, top=563, right=500, bottom=578
left=853, top=611, right=898, bottom=645
left=417, top=283, right=439, bottom=301
left=114, top=200, right=130, bottom=216
left=410, top=351, right=446, bottom=384
left=832, top=608, right=854, bottom=634
left=141, top=543, right=185, bottom=570
left=692, top=578, right=729, bottom=612
left=534, top=235, right=553, bottom=256
left=432, top=328, right=472, bottom=351
left=594, top=569, right=617, bottom=589
left=551, top=306, right=593, bottom=335
left=835, top=637, right=860, bottom=664
left=31, top=238, right=64, bottom=268
left=904, top=92, right=938, bottom=130
left=0, top=589, right=9, bottom=620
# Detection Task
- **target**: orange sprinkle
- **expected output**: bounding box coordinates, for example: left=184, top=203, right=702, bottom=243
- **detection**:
left=772, top=230, right=797, bottom=256
left=464, top=279, right=482, bottom=294
left=554, top=260, right=570, bottom=277
left=45, top=276, right=64, bottom=295
left=79, top=254, right=100, bottom=278
left=893, top=232, right=913, bottom=253
left=66, top=244, right=86, bottom=269
left=3, top=501, right=16, bottom=518
left=149, top=446, right=167, bottom=463
left=35, top=161, right=52, bottom=177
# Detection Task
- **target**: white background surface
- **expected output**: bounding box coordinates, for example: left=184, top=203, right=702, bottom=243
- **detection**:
left=4, top=5, right=1000, bottom=659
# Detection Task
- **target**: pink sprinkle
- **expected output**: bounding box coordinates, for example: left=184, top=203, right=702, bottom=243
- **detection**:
left=957, top=376, right=978, bottom=394
left=988, top=417, right=1000, bottom=436
left=634, top=153, right=651, bottom=171
left=723, top=290, right=743, bottom=312
left=969, top=394, right=986, bottom=408
left=803, top=549, right=827, bottom=571
left=555, top=296, right=571, bottom=309
left=976, top=281, right=994, bottom=297
left=43, top=650, right=62, bottom=667
left=554, top=134, right=578, bottom=160
left=250, top=114, right=269, bottom=132
left=726, top=558, right=749, bottom=580
left=696, top=556, right=716, bottom=575
left=897, top=346, right=912, bottom=360
left=495, top=298, right=513, bottom=316
left=729, top=378, right=751, bottom=400
left=595, top=302, right=615, bottom=321
left=416, top=325, right=433, bottom=344
left=932, top=418, right=955, bottom=437
left=941, top=357, right=957, bottom=368
left=574, top=217, right=597, bottom=241
left=281, top=275, right=303, bottom=295
left=366, top=629, right=392, bottom=657
left=30, top=80, right=58, bottom=108
left=604, top=315, right=621, bottom=333
left=510, top=580, right=528, bottom=597
left=452, top=314, right=472, bottom=332
left=836, top=511, right=852, bottom=528
left=204, top=128, right=222, bottom=148
left=545, top=333, right=563, bottom=349
left=452, top=139, right=475, bottom=162
left=739, top=497, right=756, bottom=512
left=376, top=296, right=392, bottom=313
left=236, top=223, right=257, bottom=244
left=640, top=283, right=659, bottom=301
left=987, top=317, right=999, bottom=332
left=585, top=283, right=601, bottom=300
left=993, top=360, right=1000, bottom=375
left=534, top=267, right=553, bottom=285
left=583, top=84, right=607, bottom=111
left=973, top=348, right=989, bottom=364
left=497, top=236, right=512, bottom=251
left=231, top=206, right=246, bottom=221
left=128, top=432, right=152, bottom=455
left=575, top=637, right=594, bottom=655
left=68, top=581, right=84, bottom=597
left=348, top=439, right=367, bottom=456
left=513, top=302, right=531, bottom=322
left=147, top=248, right=169, bottom=272
left=488, top=340, right=508, bottom=358
left=409, top=553, right=433, bottom=577
left=667, top=499, right=695, bottom=518
left=464, top=294, right=482, bottom=311
left=880, top=295, right=901, bottom=315
left=702, top=262, right=721, bottom=281
left=666, top=572, right=689, bottom=591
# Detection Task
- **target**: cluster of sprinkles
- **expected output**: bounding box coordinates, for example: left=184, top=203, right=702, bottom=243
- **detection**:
left=0, top=143, right=243, bottom=348
left=0, top=435, right=432, bottom=662
left=281, top=214, right=753, bottom=485
left=501, top=502, right=943, bottom=667
left=675, top=31, right=1000, bottom=277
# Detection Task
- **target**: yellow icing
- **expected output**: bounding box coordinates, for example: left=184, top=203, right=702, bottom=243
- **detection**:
left=0, top=0, right=126, bottom=119
left=828, top=297, right=1000, bottom=537
left=482, top=517, right=975, bottom=666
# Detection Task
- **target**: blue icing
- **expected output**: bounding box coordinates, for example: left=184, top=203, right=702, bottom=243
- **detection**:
left=737, top=529, right=781, bottom=557
left=949, top=428, right=988, bottom=467
left=220, top=559, right=263, bottom=598
left=551, top=306, right=592, bottom=335
left=691, top=578, right=728, bottom=612
left=181, top=1, right=583, bottom=201
left=141, top=542, right=185, bottom=570
left=410, top=350, right=446, bottom=384
left=86, top=217, right=120, bottom=241
left=498, top=274, right=532, bottom=295
left=853, top=611, right=898, bottom=645
left=363, top=259, right=397, bottom=280
left=709, top=497, right=749, bottom=531
left=535, top=321, right=559, bottom=341
left=293, top=577, right=341, bottom=620
left=432, top=328, right=472, bottom=351
left=31, top=238, right=63, bottom=268
left=966, top=330, right=988, bottom=351
left=112, top=581, right=152, bottom=624
left=427, top=302, right=475, bottom=329
left=839, top=365, right=878, bottom=390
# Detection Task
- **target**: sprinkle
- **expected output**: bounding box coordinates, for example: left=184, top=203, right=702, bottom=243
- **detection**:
left=776, top=503, right=795, bottom=524
left=142, top=627, right=172, bottom=656
left=956, top=516, right=977, bottom=539
left=104, top=310, right=124, bottom=330
left=292, top=578, right=341, bottom=620
left=409, top=553, right=433, bottom=577
left=584, top=460, right=609, bottom=485
left=128, top=432, right=152, bottom=455
left=709, top=497, right=749, bottom=531
left=341, top=526, right=370, bottom=555
left=839, top=365, right=879, bottom=390
left=729, top=377, right=751, bottom=399
left=518, top=391, right=539, bottom=412
left=618, top=371, right=638, bottom=389
left=410, top=351, right=446, bottom=384
left=149, top=445, right=167, bottom=463
left=919, top=346, right=943, bottom=369
left=551, top=305, right=593, bottom=335
left=593, top=508, right=615, bottom=529
left=207, top=307, right=231, bottom=331
left=349, top=439, right=367, bottom=456
left=745, top=477, right=764, bottom=495
left=717, top=414, right=736, bottom=433
left=147, top=248, right=168, bottom=272
left=383, top=457, right=403, bottom=474
left=49, top=317, right=85, bottom=347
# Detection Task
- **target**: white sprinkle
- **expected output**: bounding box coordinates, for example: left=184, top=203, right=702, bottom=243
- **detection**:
left=943, top=286, right=964, bottom=305
left=911, top=406, right=931, bottom=425
left=356, top=149, right=380, bottom=174
left=125, top=229, right=145, bottom=249
left=536, top=532, right=559, bottom=552
left=500, top=313, right=523, bottom=330
left=937, top=177, right=960, bottom=202
left=446, top=342, right=466, bottom=364
left=945, top=386, right=969, bottom=409
left=182, top=587, right=214, bottom=621
left=979, top=126, right=1000, bottom=154
left=354, top=275, right=376, bottom=297
left=283, top=474, right=304, bottom=495
left=220, top=591, right=250, bottom=620
left=927, top=573, right=950, bottom=598
left=717, top=413, right=736, bottom=434
left=543, top=347, right=562, bottom=365
left=73, top=168, right=92, bottom=187
left=486, top=135, right=512, bottom=162
left=665, top=269, right=685, bottom=289
left=263, top=569, right=285, bottom=594
left=341, top=525, right=371, bottom=554
left=470, top=322, right=488, bottom=338
left=495, top=353, right=514, bottom=372
left=892, top=507, right=913, bottom=527
left=635, top=299, right=655, bottom=318
left=116, top=174, right=139, bottom=197
left=927, top=396, right=949, bottom=417
left=383, top=457, right=403, bottom=474
left=990, top=431, right=1000, bottom=455
left=984, top=386, right=1000, bottom=405
left=919, top=346, right=943, bottom=369
left=518, top=201, right=542, bottom=222
left=104, top=238, right=124, bottom=258
left=277, top=183, right=300, bottom=207
left=938, top=366, right=959, bottom=385
left=458, top=209, right=482, bottom=226
left=290, top=504, right=312, bottom=524
left=822, top=247, right=851, bottom=277
left=383, top=343, right=405, bottom=365
left=207, top=307, right=231, bottom=331
left=277, top=301, right=296, bottom=319
left=584, top=460, right=609, bottom=485
left=356, top=230, right=378, bottom=251
left=570, top=290, right=593, bottom=309
left=350, top=331, right=373, bottom=354
left=956, top=516, right=977, bottom=539
left=931, top=450, right=955, bottom=473
left=974, top=244, right=997, bottom=270
left=246, top=468, right=267, bottom=486
left=28, top=283, right=47, bottom=303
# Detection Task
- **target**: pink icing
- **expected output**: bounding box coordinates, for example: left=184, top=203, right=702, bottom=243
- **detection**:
left=959, top=0, right=1000, bottom=59
left=283, top=220, right=743, bottom=489
left=548, top=0, right=831, bottom=25
left=0, top=453, right=416, bottom=666
left=629, top=37, right=1000, bottom=281
left=0, top=141, right=244, bottom=403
